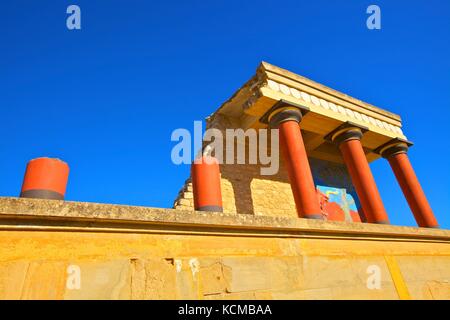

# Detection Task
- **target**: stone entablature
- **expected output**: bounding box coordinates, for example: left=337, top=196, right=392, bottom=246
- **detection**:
left=213, top=62, right=406, bottom=163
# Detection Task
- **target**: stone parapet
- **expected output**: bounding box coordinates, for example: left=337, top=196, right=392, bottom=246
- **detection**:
left=0, top=197, right=449, bottom=300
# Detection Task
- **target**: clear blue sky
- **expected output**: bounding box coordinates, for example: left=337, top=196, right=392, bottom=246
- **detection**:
left=1, top=1, right=449, bottom=228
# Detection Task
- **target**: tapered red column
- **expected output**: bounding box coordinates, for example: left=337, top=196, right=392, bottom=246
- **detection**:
left=191, top=155, right=223, bottom=212
left=269, top=108, right=322, bottom=219
left=380, top=142, right=438, bottom=228
left=331, top=127, right=389, bottom=224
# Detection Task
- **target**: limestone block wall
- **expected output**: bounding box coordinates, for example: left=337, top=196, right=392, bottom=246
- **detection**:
left=173, top=178, right=194, bottom=210
left=0, top=197, right=449, bottom=300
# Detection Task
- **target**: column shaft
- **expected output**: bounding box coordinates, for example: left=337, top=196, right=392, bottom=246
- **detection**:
left=339, top=138, right=389, bottom=224
left=388, top=152, right=438, bottom=228
left=278, top=120, right=321, bottom=219
left=191, top=156, right=223, bottom=212
left=20, top=157, right=69, bottom=200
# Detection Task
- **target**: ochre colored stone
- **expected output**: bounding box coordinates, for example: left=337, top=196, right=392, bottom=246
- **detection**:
left=0, top=197, right=449, bottom=300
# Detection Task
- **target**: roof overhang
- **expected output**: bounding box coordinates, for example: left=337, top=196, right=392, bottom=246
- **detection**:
left=213, top=62, right=407, bottom=163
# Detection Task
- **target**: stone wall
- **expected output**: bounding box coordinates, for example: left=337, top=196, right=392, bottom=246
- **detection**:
left=1, top=197, right=449, bottom=300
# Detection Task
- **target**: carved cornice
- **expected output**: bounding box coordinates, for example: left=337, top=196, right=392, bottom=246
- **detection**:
left=260, top=75, right=405, bottom=136
left=211, top=62, right=408, bottom=154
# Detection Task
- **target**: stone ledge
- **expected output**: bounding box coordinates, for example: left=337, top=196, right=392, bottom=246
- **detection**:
left=0, top=197, right=449, bottom=241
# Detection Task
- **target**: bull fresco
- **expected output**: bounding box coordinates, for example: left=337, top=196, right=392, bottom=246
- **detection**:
left=309, top=158, right=364, bottom=222
left=316, top=186, right=361, bottom=222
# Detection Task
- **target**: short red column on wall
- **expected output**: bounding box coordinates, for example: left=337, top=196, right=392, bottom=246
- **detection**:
left=191, top=155, right=223, bottom=212
left=378, top=140, right=438, bottom=228
left=20, top=157, right=69, bottom=200
left=267, top=104, right=322, bottom=219
left=326, top=124, right=390, bottom=224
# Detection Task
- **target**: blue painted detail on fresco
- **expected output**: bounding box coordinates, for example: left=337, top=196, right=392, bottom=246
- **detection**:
left=316, top=185, right=358, bottom=211
left=309, top=157, right=365, bottom=222
left=316, top=185, right=360, bottom=222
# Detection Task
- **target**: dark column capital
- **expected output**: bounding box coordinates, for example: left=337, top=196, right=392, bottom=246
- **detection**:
left=259, top=99, right=309, bottom=128
left=269, top=108, right=303, bottom=128
left=375, top=138, right=414, bottom=159
left=324, top=121, right=369, bottom=146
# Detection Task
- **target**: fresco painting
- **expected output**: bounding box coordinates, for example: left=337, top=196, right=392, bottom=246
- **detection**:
left=309, top=157, right=364, bottom=222
left=316, top=185, right=361, bottom=222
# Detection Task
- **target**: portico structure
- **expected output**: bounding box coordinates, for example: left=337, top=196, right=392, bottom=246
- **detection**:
left=174, top=62, right=438, bottom=228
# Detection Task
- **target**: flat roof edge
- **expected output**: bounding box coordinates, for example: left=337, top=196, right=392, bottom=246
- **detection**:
left=259, top=61, right=402, bottom=122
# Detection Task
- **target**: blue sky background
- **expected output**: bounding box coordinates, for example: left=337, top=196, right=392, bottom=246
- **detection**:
left=1, top=1, right=449, bottom=228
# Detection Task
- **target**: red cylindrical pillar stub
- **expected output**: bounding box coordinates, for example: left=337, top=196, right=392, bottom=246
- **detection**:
left=335, top=129, right=390, bottom=224
left=270, top=108, right=322, bottom=219
left=20, top=157, right=69, bottom=200
left=191, top=156, right=223, bottom=212
left=385, top=147, right=438, bottom=228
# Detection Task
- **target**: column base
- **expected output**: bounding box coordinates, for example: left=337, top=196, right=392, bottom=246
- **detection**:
left=370, top=220, right=390, bottom=225
left=197, top=205, right=223, bottom=212
left=303, top=214, right=323, bottom=220
left=20, top=189, right=64, bottom=200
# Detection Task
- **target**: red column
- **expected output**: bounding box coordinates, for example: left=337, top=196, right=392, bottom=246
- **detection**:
left=20, top=157, right=69, bottom=200
left=381, top=143, right=438, bottom=228
left=332, top=128, right=389, bottom=224
left=270, top=108, right=322, bottom=219
left=191, top=155, right=223, bottom=212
